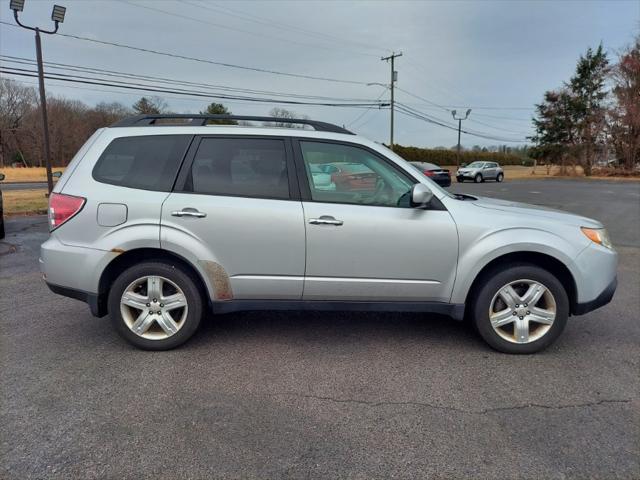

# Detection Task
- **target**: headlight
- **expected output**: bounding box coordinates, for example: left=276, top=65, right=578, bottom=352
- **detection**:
left=581, top=227, right=613, bottom=249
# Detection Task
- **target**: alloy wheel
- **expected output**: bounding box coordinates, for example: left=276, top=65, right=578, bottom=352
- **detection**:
left=489, top=279, right=556, bottom=344
left=120, top=275, right=188, bottom=340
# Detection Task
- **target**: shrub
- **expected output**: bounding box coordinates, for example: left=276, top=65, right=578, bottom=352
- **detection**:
left=391, top=144, right=531, bottom=166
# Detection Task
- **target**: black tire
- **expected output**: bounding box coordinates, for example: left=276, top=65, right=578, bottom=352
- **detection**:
left=457, top=177, right=464, bottom=183
left=470, top=263, right=569, bottom=354
left=108, top=261, right=204, bottom=350
left=497, top=173, right=504, bottom=183
left=474, top=173, right=483, bottom=183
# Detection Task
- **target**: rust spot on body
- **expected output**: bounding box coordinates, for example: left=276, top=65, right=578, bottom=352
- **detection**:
left=110, top=248, right=126, bottom=254
left=200, top=260, right=233, bottom=300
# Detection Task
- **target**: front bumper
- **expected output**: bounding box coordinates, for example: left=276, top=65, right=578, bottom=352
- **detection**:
left=456, top=171, right=477, bottom=179
left=571, top=243, right=618, bottom=315
left=573, top=276, right=617, bottom=315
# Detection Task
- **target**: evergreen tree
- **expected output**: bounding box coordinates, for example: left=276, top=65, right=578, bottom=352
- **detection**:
left=200, top=103, right=237, bottom=124
left=567, top=44, right=609, bottom=175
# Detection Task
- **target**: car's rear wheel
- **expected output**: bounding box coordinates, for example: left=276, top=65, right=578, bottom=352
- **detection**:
left=470, top=264, right=568, bottom=354
left=108, top=261, right=203, bottom=350
left=497, top=173, right=504, bottom=182
left=474, top=173, right=483, bottom=183
left=457, top=177, right=464, bottom=183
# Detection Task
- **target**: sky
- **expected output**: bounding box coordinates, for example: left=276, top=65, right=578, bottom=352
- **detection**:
left=1, top=0, right=638, bottom=148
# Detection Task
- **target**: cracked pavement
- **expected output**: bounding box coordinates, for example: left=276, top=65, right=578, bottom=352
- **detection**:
left=1, top=179, right=639, bottom=479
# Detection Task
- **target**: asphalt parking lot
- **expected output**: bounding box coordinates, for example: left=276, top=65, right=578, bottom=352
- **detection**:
left=1, top=178, right=639, bottom=479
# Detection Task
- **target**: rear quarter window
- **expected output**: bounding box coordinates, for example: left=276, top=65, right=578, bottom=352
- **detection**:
left=92, top=135, right=192, bottom=191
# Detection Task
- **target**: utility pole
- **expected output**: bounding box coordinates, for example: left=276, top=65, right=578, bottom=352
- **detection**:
left=451, top=109, right=472, bottom=167
left=381, top=52, right=402, bottom=150
left=10, top=0, right=67, bottom=194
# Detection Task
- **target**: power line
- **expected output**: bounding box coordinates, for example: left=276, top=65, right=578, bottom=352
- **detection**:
left=347, top=88, right=388, bottom=127
left=120, top=0, right=381, bottom=58
left=0, top=67, right=386, bottom=108
left=0, top=20, right=374, bottom=86
left=183, top=0, right=388, bottom=58
left=395, top=86, right=451, bottom=113
left=0, top=55, right=379, bottom=103
left=395, top=102, right=528, bottom=143
left=467, top=117, right=532, bottom=136
left=396, top=87, right=533, bottom=135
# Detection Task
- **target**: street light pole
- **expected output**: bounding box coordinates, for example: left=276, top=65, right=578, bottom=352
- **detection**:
left=451, top=109, right=472, bottom=167
left=10, top=0, right=67, bottom=194
left=381, top=52, right=402, bottom=150
left=34, top=28, right=54, bottom=193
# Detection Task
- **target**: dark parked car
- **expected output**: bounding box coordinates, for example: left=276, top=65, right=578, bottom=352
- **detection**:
left=409, top=162, right=451, bottom=187
left=0, top=172, right=5, bottom=239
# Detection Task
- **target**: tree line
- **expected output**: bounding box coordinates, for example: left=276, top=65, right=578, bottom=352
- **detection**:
left=0, top=81, right=319, bottom=168
left=531, top=36, right=639, bottom=175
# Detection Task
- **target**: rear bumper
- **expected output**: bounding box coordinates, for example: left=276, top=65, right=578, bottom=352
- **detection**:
left=46, top=282, right=107, bottom=317
left=573, top=276, right=617, bottom=316
left=434, top=177, right=451, bottom=187
left=40, top=235, right=115, bottom=317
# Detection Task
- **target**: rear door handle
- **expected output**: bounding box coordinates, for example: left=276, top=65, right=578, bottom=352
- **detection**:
left=309, top=215, right=343, bottom=226
left=171, top=208, right=206, bottom=218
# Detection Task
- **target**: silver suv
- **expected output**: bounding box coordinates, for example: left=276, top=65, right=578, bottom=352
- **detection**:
left=456, top=161, right=504, bottom=183
left=41, top=115, right=617, bottom=353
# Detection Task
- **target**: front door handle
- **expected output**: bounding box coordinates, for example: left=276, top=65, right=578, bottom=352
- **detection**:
left=171, top=208, right=206, bottom=218
left=309, top=215, right=343, bottom=226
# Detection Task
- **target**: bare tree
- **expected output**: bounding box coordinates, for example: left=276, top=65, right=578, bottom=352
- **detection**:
left=132, top=96, right=168, bottom=115
left=609, top=36, right=640, bottom=170
left=268, top=107, right=309, bottom=128
left=0, top=78, right=37, bottom=166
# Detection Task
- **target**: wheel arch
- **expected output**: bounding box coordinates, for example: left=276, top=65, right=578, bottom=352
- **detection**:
left=464, top=251, right=578, bottom=316
left=97, top=248, right=211, bottom=316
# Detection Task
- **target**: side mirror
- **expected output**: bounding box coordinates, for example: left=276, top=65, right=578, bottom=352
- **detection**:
left=410, top=183, right=433, bottom=208
left=52, top=171, right=62, bottom=179
left=0, top=173, right=5, bottom=181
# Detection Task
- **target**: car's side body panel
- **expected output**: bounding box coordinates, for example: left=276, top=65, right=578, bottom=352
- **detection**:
left=301, top=201, right=458, bottom=302
left=39, top=123, right=617, bottom=332
left=160, top=193, right=306, bottom=300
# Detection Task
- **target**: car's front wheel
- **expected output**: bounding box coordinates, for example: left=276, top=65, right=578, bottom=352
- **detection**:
left=470, top=264, right=568, bottom=354
left=457, top=177, right=464, bottom=183
left=108, top=261, right=203, bottom=350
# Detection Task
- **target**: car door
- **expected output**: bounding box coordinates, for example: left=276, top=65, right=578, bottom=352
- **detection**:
left=295, top=139, right=459, bottom=303
left=161, top=136, right=305, bottom=300
left=485, top=162, right=497, bottom=179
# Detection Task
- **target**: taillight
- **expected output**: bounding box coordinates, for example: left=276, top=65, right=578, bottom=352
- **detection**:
left=424, top=170, right=435, bottom=177
left=49, top=192, right=85, bottom=231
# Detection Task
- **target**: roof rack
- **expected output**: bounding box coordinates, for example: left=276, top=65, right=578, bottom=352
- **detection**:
left=110, top=114, right=354, bottom=134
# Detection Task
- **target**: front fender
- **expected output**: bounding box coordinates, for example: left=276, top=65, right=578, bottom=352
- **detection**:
left=450, top=227, right=587, bottom=304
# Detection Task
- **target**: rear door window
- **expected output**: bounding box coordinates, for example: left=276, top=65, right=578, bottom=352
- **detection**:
left=93, top=135, right=191, bottom=191
left=187, top=137, right=290, bottom=200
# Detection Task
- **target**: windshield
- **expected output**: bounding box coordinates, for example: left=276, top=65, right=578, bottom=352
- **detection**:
left=379, top=145, right=451, bottom=197
left=467, top=162, right=484, bottom=168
